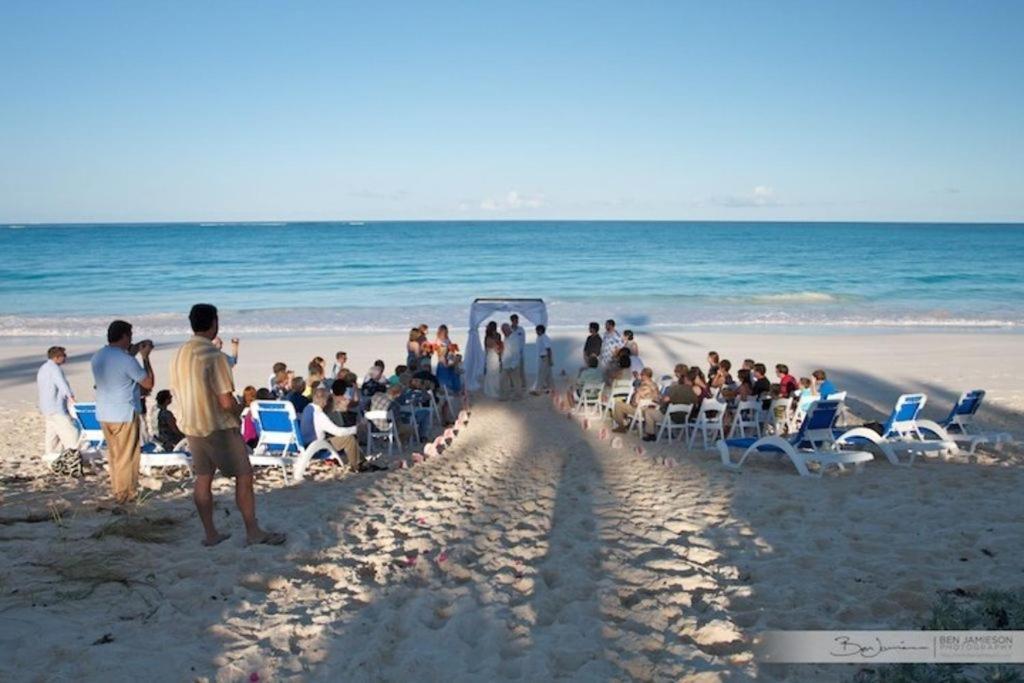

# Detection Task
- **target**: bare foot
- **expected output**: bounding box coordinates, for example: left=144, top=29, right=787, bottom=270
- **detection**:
left=245, top=531, right=286, bottom=546
left=202, top=532, right=232, bottom=547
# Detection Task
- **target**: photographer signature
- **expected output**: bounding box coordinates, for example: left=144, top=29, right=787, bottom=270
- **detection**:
left=830, top=636, right=930, bottom=658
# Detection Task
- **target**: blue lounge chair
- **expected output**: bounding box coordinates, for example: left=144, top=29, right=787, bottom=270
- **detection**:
left=249, top=401, right=343, bottom=483
left=835, top=393, right=958, bottom=466
left=71, top=402, right=105, bottom=453
left=717, top=399, right=873, bottom=477
left=917, top=390, right=1014, bottom=454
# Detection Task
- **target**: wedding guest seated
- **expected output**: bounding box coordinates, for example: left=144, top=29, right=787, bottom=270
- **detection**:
left=411, top=364, right=439, bottom=392
left=285, top=377, right=310, bottom=414
left=363, top=360, right=386, bottom=385
left=688, top=367, right=712, bottom=417
left=388, top=365, right=408, bottom=387
left=605, top=349, right=633, bottom=386
left=711, top=359, right=736, bottom=397
left=751, top=363, right=771, bottom=396
left=155, top=389, right=186, bottom=451
left=734, top=369, right=754, bottom=400
left=396, top=380, right=432, bottom=438
left=794, top=377, right=816, bottom=414
left=241, top=386, right=259, bottom=448
left=567, top=356, right=604, bottom=407
left=330, top=351, right=347, bottom=379
left=268, top=362, right=289, bottom=397
left=775, top=364, right=799, bottom=397
left=812, top=369, right=838, bottom=398
left=300, top=388, right=365, bottom=473
left=255, top=387, right=273, bottom=400
left=642, top=364, right=693, bottom=441
left=304, top=367, right=324, bottom=398
left=369, top=384, right=416, bottom=443
left=706, top=351, right=720, bottom=379
left=329, top=377, right=359, bottom=428
left=361, top=366, right=388, bottom=399
left=611, top=367, right=659, bottom=433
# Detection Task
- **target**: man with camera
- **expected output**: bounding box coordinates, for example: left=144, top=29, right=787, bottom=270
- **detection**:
left=91, top=320, right=154, bottom=504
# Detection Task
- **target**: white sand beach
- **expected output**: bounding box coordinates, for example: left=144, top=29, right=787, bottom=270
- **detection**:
left=1, top=328, right=1022, bottom=681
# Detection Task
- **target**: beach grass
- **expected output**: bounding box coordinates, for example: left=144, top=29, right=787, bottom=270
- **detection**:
left=852, top=589, right=1024, bottom=683
left=90, top=515, right=181, bottom=544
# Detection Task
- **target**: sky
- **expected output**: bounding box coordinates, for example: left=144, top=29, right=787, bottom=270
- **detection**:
left=1, top=1, right=1022, bottom=223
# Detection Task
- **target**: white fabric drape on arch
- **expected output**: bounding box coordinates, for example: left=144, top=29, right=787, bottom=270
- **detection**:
left=464, top=298, right=548, bottom=391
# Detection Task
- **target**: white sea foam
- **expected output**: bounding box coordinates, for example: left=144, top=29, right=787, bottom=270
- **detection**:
left=0, top=309, right=1018, bottom=340
left=748, top=291, right=842, bottom=304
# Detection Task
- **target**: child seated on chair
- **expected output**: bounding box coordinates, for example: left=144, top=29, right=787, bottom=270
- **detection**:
left=155, top=389, right=186, bottom=451
left=793, top=377, right=816, bottom=414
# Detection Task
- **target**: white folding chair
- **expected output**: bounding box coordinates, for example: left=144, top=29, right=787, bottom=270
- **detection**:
left=398, top=404, right=422, bottom=444
left=364, top=410, right=400, bottom=457
left=689, top=398, right=728, bottom=450
left=656, top=403, right=693, bottom=443
left=762, top=398, right=792, bottom=435
left=728, top=398, right=761, bottom=438
left=575, top=381, right=604, bottom=415
left=627, top=400, right=660, bottom=437
left=601, top=380, right=634, bottom=419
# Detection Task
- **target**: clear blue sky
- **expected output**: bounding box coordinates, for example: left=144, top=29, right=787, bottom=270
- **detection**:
left=2, top=1, right=1022, bottom=223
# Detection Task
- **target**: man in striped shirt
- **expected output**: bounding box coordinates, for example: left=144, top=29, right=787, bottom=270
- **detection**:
left=170, top=303, right=284, bottom=547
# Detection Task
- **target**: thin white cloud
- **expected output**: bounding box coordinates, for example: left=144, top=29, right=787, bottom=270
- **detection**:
left=712, top=185, right=781, bottom=208
left=478, top=190, right=545, bottom=212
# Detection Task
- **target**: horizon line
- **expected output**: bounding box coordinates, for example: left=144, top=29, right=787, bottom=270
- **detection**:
left=5, top=218, right=1024, bottom=227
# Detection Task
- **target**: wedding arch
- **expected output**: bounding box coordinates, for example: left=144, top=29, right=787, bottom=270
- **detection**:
left=463, top=298, right=548, bottom=391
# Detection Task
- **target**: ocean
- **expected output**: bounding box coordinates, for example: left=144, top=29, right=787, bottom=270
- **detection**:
left=2, top=221, right=1022, bottom=339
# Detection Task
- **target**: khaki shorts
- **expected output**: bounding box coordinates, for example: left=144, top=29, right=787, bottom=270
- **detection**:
left=187, top=429, right=253, bottom=477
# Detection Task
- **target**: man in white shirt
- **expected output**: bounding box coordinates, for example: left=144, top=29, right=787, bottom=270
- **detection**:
left=500, top=323, right=524, bottom=400
left=531, top=325, right=554, bottom=395
left=510, top=314, right=527, bottom=389
left=36, top=346, right=80, bottom=456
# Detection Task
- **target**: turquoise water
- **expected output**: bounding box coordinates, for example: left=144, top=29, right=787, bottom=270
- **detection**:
left=1, top=221, right=1022, bottom=337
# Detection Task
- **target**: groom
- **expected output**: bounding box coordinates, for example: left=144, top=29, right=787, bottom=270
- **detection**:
left=509, top=314, right=526, bottom=389
left=500, top=322, right=524, bottom=400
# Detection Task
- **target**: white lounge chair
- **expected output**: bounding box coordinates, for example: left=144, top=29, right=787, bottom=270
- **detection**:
left=141, top=438, right=193, bottom=476
left=718, top=399, right=873, bottom=477
left=918, top=390, right=1014, bottom=454
left=249, top=401, right=344, bottom=483
left=834, top=393, right=958, bottom=466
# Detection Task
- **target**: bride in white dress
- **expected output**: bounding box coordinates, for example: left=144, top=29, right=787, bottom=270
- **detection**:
left=483, top=321, right=502, bottom=398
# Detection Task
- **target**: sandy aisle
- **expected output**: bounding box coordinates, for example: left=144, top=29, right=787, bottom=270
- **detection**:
left=2, top=392, right=1022, bottom=681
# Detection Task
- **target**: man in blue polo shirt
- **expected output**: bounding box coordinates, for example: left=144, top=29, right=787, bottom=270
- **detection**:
left=91, top=320, right=154, bottom=504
